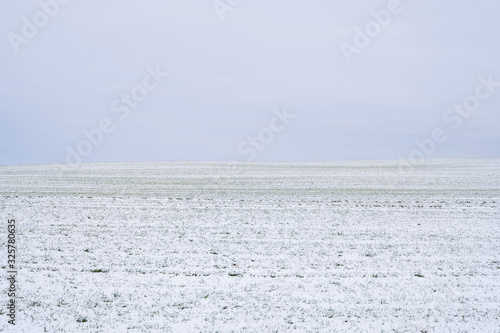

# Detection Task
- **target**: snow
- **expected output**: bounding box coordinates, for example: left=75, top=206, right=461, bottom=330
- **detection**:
left=0, top=159, right=499, bottom=332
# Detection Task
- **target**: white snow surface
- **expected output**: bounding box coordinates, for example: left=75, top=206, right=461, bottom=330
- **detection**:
left=0, top=159, right=499, bottom=332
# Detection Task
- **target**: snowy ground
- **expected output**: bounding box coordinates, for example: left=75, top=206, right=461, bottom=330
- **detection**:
left=0, top=159, right=499, bottom=332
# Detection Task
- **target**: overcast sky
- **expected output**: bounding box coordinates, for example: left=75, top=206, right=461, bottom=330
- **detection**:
left=1, top=0, right=499, bottom=166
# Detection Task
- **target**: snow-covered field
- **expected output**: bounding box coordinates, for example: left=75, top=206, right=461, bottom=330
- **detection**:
left=1, top=159, right=499, bottom=332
